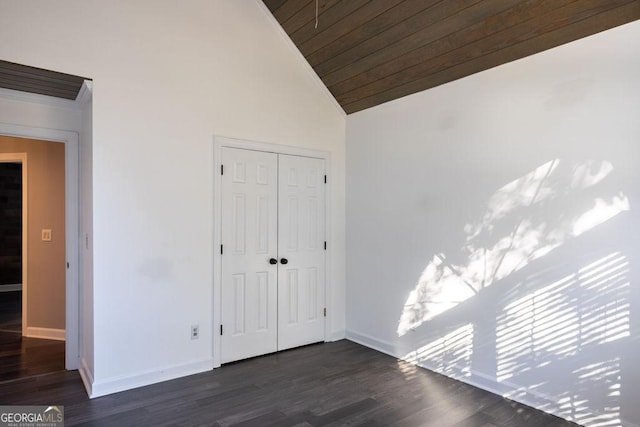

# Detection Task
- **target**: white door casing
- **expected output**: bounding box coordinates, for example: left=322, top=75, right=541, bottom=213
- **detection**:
left=216, top=140, right=327, bottom=364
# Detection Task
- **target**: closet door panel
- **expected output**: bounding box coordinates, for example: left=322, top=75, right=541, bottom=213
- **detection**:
left=220, top=147, right=278, bottom=363
left=277, top=155, right=326, bottom=351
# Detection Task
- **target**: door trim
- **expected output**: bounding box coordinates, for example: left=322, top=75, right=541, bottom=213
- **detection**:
left=0, top=153, right=27, bottom=338
left=212, top=136, right=331, bottom=368
left=0, top=123, right=80, bottom=370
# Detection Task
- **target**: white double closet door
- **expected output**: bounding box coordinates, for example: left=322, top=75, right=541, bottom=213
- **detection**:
left=220, top=147, right=325, bottom=364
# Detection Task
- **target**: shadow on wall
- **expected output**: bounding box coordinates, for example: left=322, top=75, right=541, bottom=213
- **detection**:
left=397, top=159, right=635, bottom=427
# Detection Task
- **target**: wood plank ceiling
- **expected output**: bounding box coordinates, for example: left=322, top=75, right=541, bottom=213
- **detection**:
left=0, top=60, right=87, bottom=100
left=263, top=0, right=640, bottom=114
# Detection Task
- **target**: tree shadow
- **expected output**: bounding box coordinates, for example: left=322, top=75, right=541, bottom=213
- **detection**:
left=395, top=158, right=637, bottom=426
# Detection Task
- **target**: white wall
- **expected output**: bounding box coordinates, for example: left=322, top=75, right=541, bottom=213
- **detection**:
left=0, top=0, right=346, bottom=396
left=346, top=21, right=640, bottom=427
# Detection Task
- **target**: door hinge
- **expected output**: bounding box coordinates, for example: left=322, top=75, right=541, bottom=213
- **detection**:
left=324, top=241, right=327, bottom=250
left=324, top=174, right=327, bottom=184
left=221, top=244, right=224, bottom=254
left=66, top=262, right=69, bottom=269
left=221, top=164, right=224, bottom=175
left=323, top=308, right=327, bottom=317
left=220, top=325, right=223, bottom=335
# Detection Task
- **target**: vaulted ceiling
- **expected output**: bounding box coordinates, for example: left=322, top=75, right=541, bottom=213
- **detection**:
left=263, top=0, right=640, bottom=114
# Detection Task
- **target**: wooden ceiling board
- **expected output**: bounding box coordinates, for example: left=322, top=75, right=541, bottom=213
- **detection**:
left=263, top=0, right=640, bottom=113
left=336, top=0, right=633, bottom=107
left=271, top=0, right=309, bottom=23
left=330, top=0, right=579, bottom=97
left=289, top=0, right=372, bottom=45
left=279, top=0, right=342, bottom=34
left=298, top=0, right=407, bottom=57
left=323, top=0, right=524, bottom=90
left=307, top=0, right=443, bottom=69
left=0, top=80, right=79, bottom=99
left=264, top=0, right=288, bottom=11
left=0, top=60, right=87, bottom=100
left=343, top=0, right=640, bottom=112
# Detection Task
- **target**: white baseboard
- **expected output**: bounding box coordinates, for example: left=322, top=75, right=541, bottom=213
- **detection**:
left=0, top=284, right=22, bottom=292
left=327, top=329, right=346, bottom=342
left=345, top=328, right=637, bottom=427
left=346, top=329, right=400, bottom=356
left=25, top=326, right=65, bottom=341
left=89, top=358, right=214, bottom=398
left=79, top=358, right=94, bottom=397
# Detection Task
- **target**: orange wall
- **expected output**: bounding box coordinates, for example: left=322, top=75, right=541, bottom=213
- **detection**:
left=0, top=135, right=65, bottom=330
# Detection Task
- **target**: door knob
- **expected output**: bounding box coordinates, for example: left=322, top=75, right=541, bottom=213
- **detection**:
left=280, top=258, right=288, bottom=265
left=269, top=258, right=278, bottom=265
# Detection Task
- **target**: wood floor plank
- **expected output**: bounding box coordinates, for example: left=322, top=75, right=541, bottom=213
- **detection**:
left=0, top=340, right=580, bottom=426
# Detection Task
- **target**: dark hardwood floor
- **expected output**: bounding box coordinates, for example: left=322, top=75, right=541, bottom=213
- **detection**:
left=0, top=290, right=66, bottom=381
left=0, top=290, right=21, bottom=333
left=0, top=340, right=579, bottom=426
left=0, top=334, right=65, bottom=381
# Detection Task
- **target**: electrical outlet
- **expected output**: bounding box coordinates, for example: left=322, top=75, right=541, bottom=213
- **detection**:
left=191, top=325, right=199, bottom=340
left=42, top=229, right=52, bottom=241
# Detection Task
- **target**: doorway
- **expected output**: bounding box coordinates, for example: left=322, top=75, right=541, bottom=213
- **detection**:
left=0, top=125, right=80, bottom=372
left=0, top=161, right=23, bottom=338
left=0, top=140, right=66, bottom=339
left=0, top=140, right=67, bottom=379
left=214, top=138, right=330, bottom=366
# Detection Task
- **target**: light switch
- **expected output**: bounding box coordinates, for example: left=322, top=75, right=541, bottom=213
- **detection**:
left=42, top=229, right=52, bottom=241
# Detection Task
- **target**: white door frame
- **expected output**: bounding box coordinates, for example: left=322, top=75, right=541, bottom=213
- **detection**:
left=0, top=153, right=28, bottom=336
left=0, top=123, right=80, bottom=370
left=213, top=135, right=331, bottom=368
